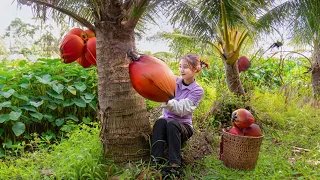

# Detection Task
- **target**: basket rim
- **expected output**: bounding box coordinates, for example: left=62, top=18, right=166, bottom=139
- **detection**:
left=222, top=128, right=264, bottom=139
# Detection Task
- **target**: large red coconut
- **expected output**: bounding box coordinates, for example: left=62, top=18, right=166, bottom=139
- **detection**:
left=60, top=34, right=85, bottom=63
left=68, top=28, right=87, bottom=40
left=237, top=56, right=250, bottom=72
left=128, top=53, right=176, bottom=102
left=84, top=37, right=96, bottom=65
left=76, top=55, right=92, bottom=68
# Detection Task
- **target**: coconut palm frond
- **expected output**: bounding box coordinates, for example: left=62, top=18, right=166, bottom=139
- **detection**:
left=256, top=1, right=294, bottom=34
left=167, top=0, right=272, bottom=43
left=167, top=0, right=216, bottom=42
left=257, top=0, right=320, bottom=46
left=16, top=0, right=96, bottom=29
left=156, top=31, right=196, bottom=41
left=290, top=0, right=320, bottom=45
left=131, top=0, right=181, bottom=39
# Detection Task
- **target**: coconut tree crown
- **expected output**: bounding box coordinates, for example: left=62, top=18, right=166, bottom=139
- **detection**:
left=17, top=0, right=175, bottom=35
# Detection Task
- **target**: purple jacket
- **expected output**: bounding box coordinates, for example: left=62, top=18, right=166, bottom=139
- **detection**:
left=162, top=77, right=204, bottom=127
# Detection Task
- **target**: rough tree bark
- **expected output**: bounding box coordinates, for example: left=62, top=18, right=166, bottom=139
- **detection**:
left=95, top=2, right=151, bottom=162
left=224, top=61, right=245, bottom=95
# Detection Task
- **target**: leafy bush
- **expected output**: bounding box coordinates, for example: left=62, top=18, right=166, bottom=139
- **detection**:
left=0, top=59, right=97, bottom=156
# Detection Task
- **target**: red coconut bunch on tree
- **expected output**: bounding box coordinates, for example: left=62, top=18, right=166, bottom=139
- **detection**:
left=60, top=28, right=96, bottom=68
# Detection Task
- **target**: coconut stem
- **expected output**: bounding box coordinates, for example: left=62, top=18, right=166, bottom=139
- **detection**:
left=127, top=50, right=140, bottom=62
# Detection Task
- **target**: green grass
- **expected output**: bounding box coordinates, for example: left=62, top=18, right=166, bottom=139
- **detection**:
left=0, top=123, right=108, bottom=180
left=1, top=86, right=320, bottom=179
left=1, top=58, right=319, bottom=179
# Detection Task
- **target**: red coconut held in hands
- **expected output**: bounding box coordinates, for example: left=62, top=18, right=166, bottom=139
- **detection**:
left=60, top=34, right=85, bottom=63
left=231, top=108, right=255, bottom=129
left=237, top=56, right=250, bottom=72
left=127, top=51, right=176, bottom=102
left=84, top=37, right=96, bottom=65
left=243, top=123, right=262, bottom=137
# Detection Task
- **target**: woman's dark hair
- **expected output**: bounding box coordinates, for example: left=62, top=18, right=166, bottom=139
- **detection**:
left=181, top=54, right=209, bottom=72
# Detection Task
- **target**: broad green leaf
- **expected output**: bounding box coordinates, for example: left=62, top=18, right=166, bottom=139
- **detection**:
left=52, top=83, right=64, bottom=94
left=75, top=83, right=87, bottom=92
left=81, top=96, right=92, bottom=103
left=3, top=140, right=12, bottom=148
left=10, top=106, right=22, bottom=112
left=12, top=122, right=26, bottom=136
left=20, top=115, right=31, bottom=121
left=67, top=86, right=77, bottom=95
left=22, top=74, right=32, bottom=80
left=60, top=125, right=72, bottom=132
left=63, top=99, right=74, bottom=107
left=55, top=118, right=64, bottom=126
left=52, top=75, right=71, bottom=83
left=66, top=114, right=79, bottom=122
left=36, top=74, right=51, bottom=84
left=50, top=80, right=58, bottom=85
left=0, top=71, right=12, bottom=80
left=0, top=76, right=7, bottom=82
left=89, top=100, right=97, bottom=111
left=41, top=130, right=56, bottom=140
left=0, top=84, right=5, bottom=89
left=30, top=100, right=44, bottom=108
left=13, top=93, right=29, bottom=101
left=40, top=95, right=52, bottom=101
left=30, top=111, right=44, bottom=120
left=47, top=90, right=64, bottom=100
left=3, top=89, right=15, bottom=98
left=47, top=103, right=58, bottom=110
left=0, top=114, right=10, bottom=123
left=23, top=106, right=37, bottom=112
left=82, top=117, right=91, bottom=124
left=19, top=83, right=29, bottom=89
left=52, top=99, right=63, bottom=104
left=0, top=101, right=11, bottom=110
left=7, top=85, right=19, bottom=89
left=44, top=114, right=53, bottom=119
left=44, top=114, right=54, bottom=122
left=19, top=77, right=29, bottom=84
left=9, top=111, right=22, bottom=121
left=0, top=128, right=3, bottom=136
left=72, top=98, right=86, bottom=107
left=83, top=93, right=95, bottom=100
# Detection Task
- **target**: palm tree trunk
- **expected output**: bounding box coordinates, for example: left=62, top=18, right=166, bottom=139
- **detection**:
left=224, top=61, right=245, bottom=95
left=312, top=47, right=320, bottom=100
left=96, top=26, right=151, bottom=163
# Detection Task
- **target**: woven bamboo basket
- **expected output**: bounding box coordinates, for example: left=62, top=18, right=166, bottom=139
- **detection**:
left=220, top=129, right=263, bottom=170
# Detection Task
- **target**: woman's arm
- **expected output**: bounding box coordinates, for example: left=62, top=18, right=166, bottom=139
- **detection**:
left=161, top=99, right=196, bottom=117
left=161, top=88, right=204, bottom=117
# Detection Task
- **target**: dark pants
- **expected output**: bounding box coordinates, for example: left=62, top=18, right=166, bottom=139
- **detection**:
left=151, top=118, right=194, bottom=165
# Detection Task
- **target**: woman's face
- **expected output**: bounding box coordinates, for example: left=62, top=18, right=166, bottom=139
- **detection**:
left=179, top=59, right=197, bottom=81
